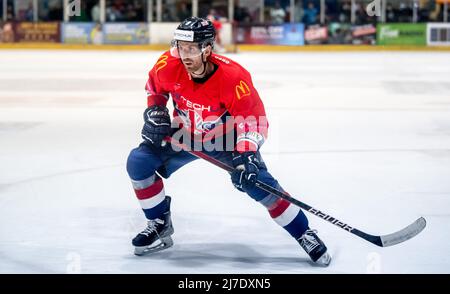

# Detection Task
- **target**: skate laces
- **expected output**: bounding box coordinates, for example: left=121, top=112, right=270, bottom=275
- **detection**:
left=298, top=229, right=320, bottom=253
left=304, top=229, right=318, bottom=235
left=141, top=219, right=164, bottom=236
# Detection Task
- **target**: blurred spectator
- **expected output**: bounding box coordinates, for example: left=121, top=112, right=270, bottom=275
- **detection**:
left=134, top=1, right=144, bottom=21
left=338, top=0, right=351, bottom=23
left=177, top=2, right=191, bottom=21
left=292, top=0, right=304, bottom=23
left=23, top=3, right=34, bottom=21
left=429, top=0, right=441, bottom=21
left=417, top=0, right=441, bottom=22
left=234, top=0, right=252, bottom=23
left=207, top=8, right=222, bottom=21
left=105, top=0, right=145, bottom=22
left=207, top=8, right=225, bottom=53
left=162, top=7, right=176, bottom=22
left=270, top=1, right=286, bottom=24
left=199, top=0, right=228, bottom=21
left=7, top=5, right=14, bottom=21
left=354, top=1, right=373, bottom=24
left=398, top=1, right=413, bottom=22
left=324, top=0, right=339, bottom=23
left=303, top=1, right=318, bottom=26
left=125, top=3, right=138, bottom=20
left=353, top=2, right=363, bottom=24
left=91, top=3, right=100, bottom=22
left=386, top=3, right=397, bottom=22
left=47, top=1, right=63, bottom=21
left=9, top=0, right=32, bottom=21
left=106, top=5, right=122, bottom=21
left=37, top=0, right=63, bottom=21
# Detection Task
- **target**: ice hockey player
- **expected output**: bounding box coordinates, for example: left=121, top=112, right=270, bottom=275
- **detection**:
left=126, top=17, right=331, bottom=266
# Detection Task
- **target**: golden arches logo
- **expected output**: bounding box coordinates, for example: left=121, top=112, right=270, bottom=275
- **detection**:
left=155, top=54, right=168, bottom=73
left=235, top=80, right=251, bottom=100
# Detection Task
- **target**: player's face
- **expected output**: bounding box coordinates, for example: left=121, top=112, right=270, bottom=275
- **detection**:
left=178, top=41, right=209, bottom=73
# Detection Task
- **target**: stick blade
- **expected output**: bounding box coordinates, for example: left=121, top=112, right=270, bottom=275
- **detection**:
left=380, top=217, right=427, bottom=247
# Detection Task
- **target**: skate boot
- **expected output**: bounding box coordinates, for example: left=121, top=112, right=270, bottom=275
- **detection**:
left=132, top=196, right=174, bottom=256
left=297, top=229, right=331, bottom=266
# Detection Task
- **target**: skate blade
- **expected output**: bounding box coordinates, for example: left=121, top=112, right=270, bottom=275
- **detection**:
left=314, top=252, right=332, bottom=267
left=134, top=236, right=174, bottom=256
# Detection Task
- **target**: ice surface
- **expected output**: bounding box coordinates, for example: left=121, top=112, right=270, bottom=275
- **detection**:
left=0, top=50, right=449, bottom=273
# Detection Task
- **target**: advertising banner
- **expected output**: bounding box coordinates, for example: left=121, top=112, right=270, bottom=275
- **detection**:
left=377, top=23, right=426, bottom=46
left=0, top=22, right=15, bottom=43
left=61, top=23, right=103, bottom=44
left=305, top=23, right=376, bottom=45
left=304, top=25, right=328, bottom=45
left=103, top=23, right=149, bottom=44
left=427, top=23, right=450, bottom=46
left=327, top=23, right=352, bottom=44
left=236, top=23, right=304, bottom=45
left=14, top=22, right=60, bottom=43
left=351, top=24, right=376, bottom=45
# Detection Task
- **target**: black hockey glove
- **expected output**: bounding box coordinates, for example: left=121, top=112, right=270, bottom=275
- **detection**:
left=231, top=151, right=261, bottom=192
left=141, top=105, right=171, bottom=147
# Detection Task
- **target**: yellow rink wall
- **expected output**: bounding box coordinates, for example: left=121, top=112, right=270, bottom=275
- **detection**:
left=1, top=43, right=450, bottom=52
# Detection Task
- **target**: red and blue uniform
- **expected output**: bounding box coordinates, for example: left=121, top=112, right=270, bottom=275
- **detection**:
left=145, top=51, right=268, bottom=152
left=127, top=52, right=309, bottom=239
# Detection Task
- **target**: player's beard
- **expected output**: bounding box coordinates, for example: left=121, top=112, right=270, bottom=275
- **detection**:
left=182, top=57, right=204, bottom=75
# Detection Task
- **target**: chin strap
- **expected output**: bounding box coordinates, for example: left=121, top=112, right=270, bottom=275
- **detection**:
left=192, top=53, right=208, bottom=77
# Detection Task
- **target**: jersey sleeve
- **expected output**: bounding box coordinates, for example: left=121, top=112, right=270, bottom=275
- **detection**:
left=222, top=69, right=269, bottom=153
left=145, top=52, right=171, bottom=107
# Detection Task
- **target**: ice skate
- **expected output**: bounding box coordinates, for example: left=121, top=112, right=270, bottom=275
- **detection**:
left=132, top=196, right=174, bottom=256
left=298, top=229, right=331, bottom=266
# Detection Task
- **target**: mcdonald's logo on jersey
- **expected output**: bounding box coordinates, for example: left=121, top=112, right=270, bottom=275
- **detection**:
left=235, top=80, right=251, bottom=100
left=155, top=54, right=168, bottom=73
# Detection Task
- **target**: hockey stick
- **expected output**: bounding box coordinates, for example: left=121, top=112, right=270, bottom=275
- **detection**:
left=164, top=136, right=426, bottom=247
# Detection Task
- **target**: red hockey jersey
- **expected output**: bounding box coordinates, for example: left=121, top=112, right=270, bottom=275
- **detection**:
left=145, top=51, right=268, bottom=152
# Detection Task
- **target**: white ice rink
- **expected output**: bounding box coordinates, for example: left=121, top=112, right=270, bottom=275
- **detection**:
left=0, top=50, right=449, bottom=273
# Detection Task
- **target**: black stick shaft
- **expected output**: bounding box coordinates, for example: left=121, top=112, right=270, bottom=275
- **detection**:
left=165, top=137, right=383, bottom=246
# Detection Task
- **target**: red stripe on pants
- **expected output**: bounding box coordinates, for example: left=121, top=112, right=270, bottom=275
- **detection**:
left=134, top=178, right=164, bottom=200
left=269, top=198, right=290, bottom=218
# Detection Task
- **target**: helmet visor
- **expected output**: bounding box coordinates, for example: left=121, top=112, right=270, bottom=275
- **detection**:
left=170, top=40, right=206, bottom=59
